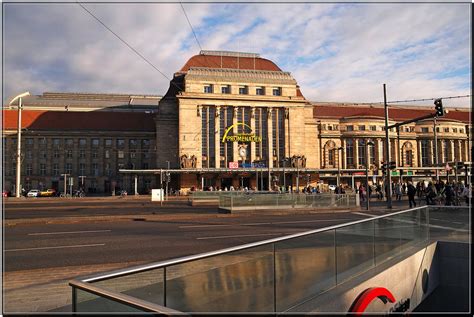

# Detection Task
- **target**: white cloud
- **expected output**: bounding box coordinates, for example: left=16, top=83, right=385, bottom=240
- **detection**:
left=2, top=3, right=471, bottom=108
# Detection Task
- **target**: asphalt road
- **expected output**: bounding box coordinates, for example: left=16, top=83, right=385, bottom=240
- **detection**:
left=4, top=210, right=380, bottom=271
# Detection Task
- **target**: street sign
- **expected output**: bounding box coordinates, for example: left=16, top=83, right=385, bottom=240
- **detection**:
left=229, top=162, right=239, bottom=169
left=242, top=163, right=253, bottom=168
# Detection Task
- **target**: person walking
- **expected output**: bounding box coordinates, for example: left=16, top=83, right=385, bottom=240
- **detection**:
left=395, top=183, right=402, bottom=201
left=407, top=181, right=417, bottom=208
left=426, top=182, right=437, bottom=205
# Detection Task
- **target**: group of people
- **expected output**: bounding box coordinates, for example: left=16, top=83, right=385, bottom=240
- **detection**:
left=358, top=180, right=472, bottom=207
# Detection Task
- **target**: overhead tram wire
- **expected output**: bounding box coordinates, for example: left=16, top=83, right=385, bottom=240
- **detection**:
left=76, top=1, right=183, bottom=93
left=179, top=3, right=223, bottom=70
left=324, top=94, right=471, bottom=107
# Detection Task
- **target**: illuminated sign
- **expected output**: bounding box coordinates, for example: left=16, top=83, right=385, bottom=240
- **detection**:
left=348, top=287, right=410, bottom=315
left=221, top=122, right=262, bottom=143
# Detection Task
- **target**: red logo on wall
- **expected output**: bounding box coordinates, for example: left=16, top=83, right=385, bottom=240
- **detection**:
left=348, top=287, right=396, bottom=315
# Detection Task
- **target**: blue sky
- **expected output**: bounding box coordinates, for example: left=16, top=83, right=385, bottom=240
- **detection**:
left=2, top=2, right=471, bottom=107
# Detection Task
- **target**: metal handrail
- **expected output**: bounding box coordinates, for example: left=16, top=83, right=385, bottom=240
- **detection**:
left=69, top=280, right=184, bottom=315
left=81, top=205, right=427, bottom=283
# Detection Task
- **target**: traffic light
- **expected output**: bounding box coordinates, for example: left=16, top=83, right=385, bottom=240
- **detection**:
left=434, top=98, right=444, bottom=117
left=389, top=161, right=396, bottom=170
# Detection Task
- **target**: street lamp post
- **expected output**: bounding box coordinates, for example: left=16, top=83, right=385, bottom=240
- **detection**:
left=9, top=92, right=30, bottom=197
left=365, top=140, right=375, bottom=211
left=337, top=147, right=343, bottom=187
left=434, top=118, right=439, bottom=182
left=61, top=173, right=70, bottom=197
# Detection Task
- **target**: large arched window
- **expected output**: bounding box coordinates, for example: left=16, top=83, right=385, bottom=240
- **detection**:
left=324, top=140, right=336, bottom=167
left=402, top=142, right=413, bottom=167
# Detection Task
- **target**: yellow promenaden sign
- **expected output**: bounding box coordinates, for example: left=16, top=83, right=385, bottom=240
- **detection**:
left=221, top=122, right=262, bottom=143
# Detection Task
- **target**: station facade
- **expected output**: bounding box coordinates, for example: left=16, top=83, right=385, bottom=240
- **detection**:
left=2, top=51, right=471, bottom=194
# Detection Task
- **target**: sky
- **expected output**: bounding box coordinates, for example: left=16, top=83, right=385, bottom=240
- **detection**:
left=2, top=2, right=471, bottom=108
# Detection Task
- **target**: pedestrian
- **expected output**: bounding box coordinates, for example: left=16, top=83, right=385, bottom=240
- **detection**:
left=407, top=181, right=417, bottom=208
left=444, top=183, right=454, bottom=206
left=426, top=182, right=437, bottom=205
left=395, top=183, right=402, bottom=201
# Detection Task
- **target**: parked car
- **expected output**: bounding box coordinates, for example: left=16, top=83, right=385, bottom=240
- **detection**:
left=40, top=189, right=57, bottom=197
left=27, top=189, right=40, bottom=197
left=2, top=190, right=11, bottom=197
left=328, top=185, right=337, bottom=191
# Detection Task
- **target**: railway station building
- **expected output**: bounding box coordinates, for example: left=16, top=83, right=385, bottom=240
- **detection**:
left=2, top=51, right=471, bottom=194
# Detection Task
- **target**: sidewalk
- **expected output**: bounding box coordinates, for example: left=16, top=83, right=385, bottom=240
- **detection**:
left=3, top=261, right=148, bottom=313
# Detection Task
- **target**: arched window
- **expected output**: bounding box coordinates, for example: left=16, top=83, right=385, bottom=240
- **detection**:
left=324, top=140, right=336, bottom=167
left=346, top=139, right=354, bottom=166
left=402, top=142, right=413, bottom=167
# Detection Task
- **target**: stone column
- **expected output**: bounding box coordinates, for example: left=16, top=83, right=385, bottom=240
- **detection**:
left=354, top=139, right=359, bottom=168
left=439, top=139, right=445, bottom=163
left=250, top=107, right=256, bottom=164
left=341, top=139, right=346, bottom=169
left=429, top=139, right=434, bottom=166
left=449, top=140, right=455, bottom=162
left=376, top=138, right=384, bottom=167
left=267, top=108, right=273, bottom=168
left=215, top=107, right=220, bottom=169
left=233, top=107, right=239, bottom=163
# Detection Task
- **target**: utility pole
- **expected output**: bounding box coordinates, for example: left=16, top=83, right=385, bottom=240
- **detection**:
left=434, top=117, right=439, bottom=182
left=337, top=147, right=343, bottom=187
left=365, top=141, right=374, bottom=210
left=383, top=84, right=393, bottom=209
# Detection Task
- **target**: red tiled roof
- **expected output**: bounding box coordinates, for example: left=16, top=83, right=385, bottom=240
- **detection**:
left=313, top=105, right=470, bottom=123
left=2, top=110, right=156, bottom=132
left=180, top=54, right=282, bottom=72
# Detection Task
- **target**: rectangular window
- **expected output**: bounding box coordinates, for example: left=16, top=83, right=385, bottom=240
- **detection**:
left=79, top=138, right=87, bottom=147
left=117, top=139, right=125, bottom=147
left=105, top=139, right=112, bottom=147
left=66, top=138, right=74, bottom=147
left=327, top=125, right=333, bottom=131
left=26, top=138, right=34, bottom=146
left=142, top=162, right=149, bottom=169
left=143, top=151, right=151, bottom=159
left=53, top=150, right=60, bottom=158
left=204, top=84, right=213, bottom=93
left=346, top=125, right=354, bottom=131
left=358, top=140, right=366, bottom=165
left=239, top=86, right=248, bottom=95
left=272, top=87, right=281, bottom=96
left=221, top=85, right=230, bottom=94
left=26, top=150, right=33, bottom=159
left=129, top=139, right=137, bottom=148
left=421, top=140, right=430, bottom=166
left=65, top=163, right=73, bottom=174
left=105, top=150, right=110, bottom=159
left=358, top=125, right=365, bottom=131
left=105, top=163, right=111, bottom=176
left=92, top=138, right=99, bottom=147
left=421, top=127, right=429, bottom=133
left=53, top=163, right=59, bottom=176
left=53, top=138, right=61, bottom=146
left=256, top=87, right=265, bottom=95
left=40, top=151, right=47, bottom=159
left=453, top=128, right=458, bottom=133
left=92, top=163, right=99, bottom=176
left=40, top=164, right=47, bottom=176
left=92, top=151, right=98, bottom=159
left=142, top=139, right=150, bottom=148
left=444, top=128, right=449, bottom=132
left=66, top=150, right=73, bottom=158
left=26, top=163, right=33, bottom=176
left=79, top=150, right=86, bottom=159
left=117, top=150, right=124, bottom=159
left=406, top=150, right=413, bottom=166
left=346, top=139, right=354, bottom=166
left=79, top=163, right=86, bottom=176
left=130, top=150, right=136, bottom=159
left=370, top=126, right=377, bottom=131
left=39, top=138, right=47, bottom=147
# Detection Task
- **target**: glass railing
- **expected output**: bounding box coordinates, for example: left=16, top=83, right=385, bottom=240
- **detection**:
left=219, top=193, right=357, bottom=210
left=70, top=206, right=469, bottom=313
